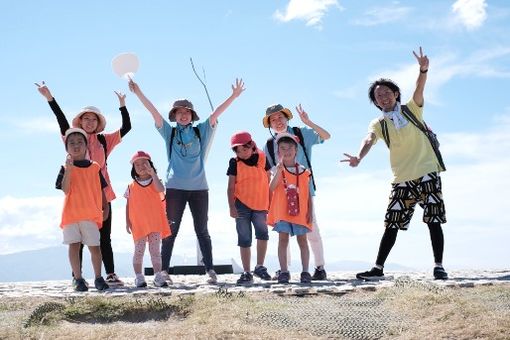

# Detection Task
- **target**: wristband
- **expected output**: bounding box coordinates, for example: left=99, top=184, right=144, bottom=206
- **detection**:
left=420, top=69, right=428, bottom=74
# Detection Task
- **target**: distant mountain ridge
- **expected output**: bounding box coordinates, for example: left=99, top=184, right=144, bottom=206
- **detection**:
left=0, top=246, right=412, bottom=282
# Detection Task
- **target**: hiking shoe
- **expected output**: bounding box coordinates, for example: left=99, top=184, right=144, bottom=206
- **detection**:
left=277, top=271, right=290, bottom=284
left=72, top=277, right=89, bottom=288
left=105, top=273, right=124, bottom=286
left=207, top=269, right=218, bottom=284
left=73, top=278, right=88, bottom=292
left=433, top=266, right=449, bottom=280
left=311, top=267, right=327, bottom=280
left=253, top=265, right=271, bottom=280
left=236, top=272, right=254, bottom=285
left=300, top=271, right=312, bottom=284
left=160, top=271, right=173, bottom=284
left=135, top=274, right=147, bottom=288
left=356, top=267, right=385, bottom=281
left=94, top=276, right=109, bottom=291
left=272, top=270, right=281, bottom=280
left=154, top=272, right=169, bottom=287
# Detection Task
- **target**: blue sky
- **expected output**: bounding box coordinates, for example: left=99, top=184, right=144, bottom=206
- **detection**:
left=1, top=0, right=509, bottom=271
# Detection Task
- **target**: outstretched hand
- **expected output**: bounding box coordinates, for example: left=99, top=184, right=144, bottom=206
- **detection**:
left=128, top=78, right=141, bottom=94
left=114, top=90, right=126, bottom=107
left=34, top=81, right=53, bottom=101
left=413, top=46, right=429, bottom=72
left=231, top=78, right=245, bottom=98
left=340, top=153, right=360, bottom=167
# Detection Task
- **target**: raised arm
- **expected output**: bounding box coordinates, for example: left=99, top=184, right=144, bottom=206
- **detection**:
left=296, top=104, right=331, bottom=140
left=35, top=81, right=69, bottom=135
left=115, top=91, right=132, bottom=137
left=209, top=78, right=245, bottom=127
left=128, top=79, right=164, bottom=128
left=412, top=47, right=429, bottom=107
left=340, top=132, right=376, bottom=167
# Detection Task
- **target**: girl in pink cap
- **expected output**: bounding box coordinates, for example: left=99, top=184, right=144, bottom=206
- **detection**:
left=36, top=81, right=131, bottom=286
left=125, top=151, right=171, bottom=288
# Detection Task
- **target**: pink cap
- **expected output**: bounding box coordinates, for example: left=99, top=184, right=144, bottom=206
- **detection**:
left=130, top=150, right=151, bottom=164
left=230, top=131, right=253, bottom=148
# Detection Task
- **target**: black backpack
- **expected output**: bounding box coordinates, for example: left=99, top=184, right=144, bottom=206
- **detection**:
left=379, top=105, right=446, bottom=171
left=266, top=126, right=316, bottom=191
left=168, top=126, right=201, bottom=160
left=97, top=133, right=108, bottom=164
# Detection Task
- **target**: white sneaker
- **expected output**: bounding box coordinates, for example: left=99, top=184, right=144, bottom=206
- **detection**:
left=135, top=274, right=147, bottom=288
left=154, top=272, right=169, bottom=287
left=207, top=269, right=217, bottom=284
left=160, top=271, right=173, bottom=284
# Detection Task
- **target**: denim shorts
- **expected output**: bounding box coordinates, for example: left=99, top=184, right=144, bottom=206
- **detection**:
left=235, top=199, right=268, bottom=247
left=273, top=221, right=310, bottom=236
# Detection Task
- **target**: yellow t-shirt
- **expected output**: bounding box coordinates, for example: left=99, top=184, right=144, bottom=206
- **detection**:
left=369, top=99, right=442, bottom=183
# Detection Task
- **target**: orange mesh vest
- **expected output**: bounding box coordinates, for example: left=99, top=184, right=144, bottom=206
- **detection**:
left=267, top=166, right=312, bottom=229
left=127, top=180, right=171, bottom=242
left=61, top=162, right=103, bottom=229
left=234, top=150, right=269, bottom=211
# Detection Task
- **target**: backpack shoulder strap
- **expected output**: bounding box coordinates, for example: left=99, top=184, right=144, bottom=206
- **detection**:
left=97, top=133, right=108, bottom=163
left=169, top=127, right=176, bottom=160
left=266, top=137, right=276, bottom=167
left=401, top=105, right=426, bottom=132
left=379, top=117, right=390, bottom=148
left=193, top=126, right=201, bottom=142
left=291, top=127, right=316, bottom=191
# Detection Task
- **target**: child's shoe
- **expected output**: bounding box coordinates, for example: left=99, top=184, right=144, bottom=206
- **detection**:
left=236, top=272, right=254, bottom=285
left=105, top=273, right=124, bottom=286
left=311, top=267, right=327, bottom=280
left=94, top=276, right=109, bottom=291
left=160, top=271, right=173, bottom=284
left=154, top=272, right=169, bottom=287
left=277, top=271, right=290, bottom=284
left=356, top=267, right=385, bottom=281
left=207, top=269, right=218, bottom=284
left=73, top=278, right=89, bottom=292
left=433, top=266, right=448, bottom=280
left=300, top=271, right=312, bottom=284
left=253, top=265, right=271, bottom=280
left=135, top=274, right=147, bottom=288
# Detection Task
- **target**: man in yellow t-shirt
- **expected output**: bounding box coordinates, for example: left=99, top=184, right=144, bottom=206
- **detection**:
left=342, top=47, right=448, bottom=281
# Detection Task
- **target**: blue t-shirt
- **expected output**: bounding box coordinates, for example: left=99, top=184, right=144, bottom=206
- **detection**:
left=263, top=126, right=323, bottom=195
left=157, top=118, right=216, bottom=190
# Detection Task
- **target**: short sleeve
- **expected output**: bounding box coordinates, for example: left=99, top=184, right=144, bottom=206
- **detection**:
left=226, top=158, right=237, bottom=176
left=55, top=166, right=65, bottom=190
left=368, top=118, right=382, bottom=144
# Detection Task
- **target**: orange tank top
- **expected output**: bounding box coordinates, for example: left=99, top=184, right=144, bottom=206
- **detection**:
left=127, top=179, right=171, bottom=242
left=61, top=162, right=103, bottom=229
left=267, top=165, right=312, bottom=229
left=234, top=150, right=270, bottom=211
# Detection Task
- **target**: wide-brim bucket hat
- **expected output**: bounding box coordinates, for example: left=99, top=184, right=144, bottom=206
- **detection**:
left=72, top=106, right=107, bottom=133
left=262, top=104, right=293, bottom=128
left=169, top=99, right=200, bottom=122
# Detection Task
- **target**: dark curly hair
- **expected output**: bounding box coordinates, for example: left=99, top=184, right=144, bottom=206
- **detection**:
left=368, top=78, right=401, bottom=111
left=131, top=159, right=157, bottom=180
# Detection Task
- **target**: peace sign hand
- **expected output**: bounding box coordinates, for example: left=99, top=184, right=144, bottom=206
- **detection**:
left=34, top=81, right=53, bottom=101
left=296, top=104, right=311, bottom=125
left=114, top=90, right=126, bottom=107
left=340, top=153, right=360, bottom=167
left=413, top=46, right=429, bottom=72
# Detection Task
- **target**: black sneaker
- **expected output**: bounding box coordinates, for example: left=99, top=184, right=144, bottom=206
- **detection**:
left=73, top=278, right=88, bottom=292
left=236, top=272, right=254, bottom=285
left=253, top=265, right=271, bottom=280
left=94, top=276, right=110, bottom=291
left=300, top=271, right=312, bottom=284
left=356, top=267, right=385, bottom=281
left=277, top=271, right=290, bottom=284
left=433, top=266, right=448, bottom=280
left=311, top=267, right=327, bottom=280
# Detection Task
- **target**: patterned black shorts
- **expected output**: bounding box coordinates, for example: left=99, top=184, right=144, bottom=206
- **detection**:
left=384, top=172, right=446, bottom=230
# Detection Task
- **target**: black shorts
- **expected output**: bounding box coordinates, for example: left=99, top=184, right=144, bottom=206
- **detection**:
left=384, top=172, right=446, bottom=230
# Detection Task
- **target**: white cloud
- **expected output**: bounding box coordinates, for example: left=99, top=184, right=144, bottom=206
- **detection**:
left=274, top=0, right=342, bottom=28
left=352, top=3, right=412, bottom=26
left=452, top=0, right=488, bottom=30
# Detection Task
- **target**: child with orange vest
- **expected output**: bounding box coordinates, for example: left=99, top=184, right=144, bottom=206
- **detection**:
left=125, top=151, right=171, bottom=288
left=268, top=132, right=313, bottom=284
left=58, top=128, right=110, bottom=292
left=226, top=131, right=272, bottom=285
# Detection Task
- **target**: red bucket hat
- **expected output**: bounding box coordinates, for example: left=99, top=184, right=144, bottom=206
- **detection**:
left=130, top=150, right=151, bottom=164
